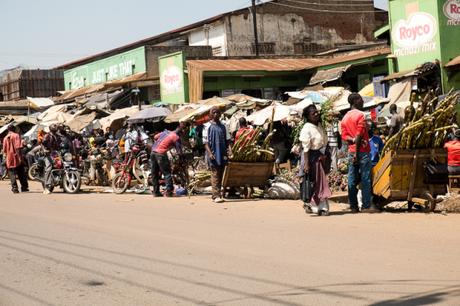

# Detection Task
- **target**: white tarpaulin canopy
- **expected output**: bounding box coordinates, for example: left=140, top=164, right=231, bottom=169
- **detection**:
left=26, top=97, right=55, bottom=108
left=246, top=103, right=291, bottom=125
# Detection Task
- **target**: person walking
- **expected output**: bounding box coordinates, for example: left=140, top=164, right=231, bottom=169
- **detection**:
left=150, top=127, right=183, bottom=197
left=299, top=105, right=331, bottom=216
left=341, top=93, right=377, bottom=213
left=2, top=125, right=29, bottom=193
left=203, top=106, right=231, bottom=203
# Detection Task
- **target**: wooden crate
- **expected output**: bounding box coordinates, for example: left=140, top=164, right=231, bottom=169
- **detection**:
left=222, top=161, right=274, bottom=188
left=373, top=149, right=447, bottom=200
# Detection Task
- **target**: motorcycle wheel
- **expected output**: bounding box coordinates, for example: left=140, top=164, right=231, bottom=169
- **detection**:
left=63, top=171, right=81, bottom=194
left=112, top=172, right=130, bottom=194
left=28, top=164, right=40, bottom=181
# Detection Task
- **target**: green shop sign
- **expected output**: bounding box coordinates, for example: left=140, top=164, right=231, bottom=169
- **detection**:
left=64, top=46, right=146, bottom=90
left=159, top=51, right=188, bottom=104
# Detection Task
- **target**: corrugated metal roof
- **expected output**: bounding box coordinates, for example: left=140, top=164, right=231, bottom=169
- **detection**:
left=187, top=47, right=391, bottom=72
left=445, top=55, right=460, bottom=68
left=187, top=58, right=322, bottom=72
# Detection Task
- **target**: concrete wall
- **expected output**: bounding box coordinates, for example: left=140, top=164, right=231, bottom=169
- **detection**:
left=189, top=22, right=227, bottom=56
left=187, top=0, right=384, bottom=57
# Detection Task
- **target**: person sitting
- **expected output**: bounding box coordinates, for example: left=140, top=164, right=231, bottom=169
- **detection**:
left=444, top=129, right=460, bottom=175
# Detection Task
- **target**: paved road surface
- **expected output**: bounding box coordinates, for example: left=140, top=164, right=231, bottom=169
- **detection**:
left=0, top=181, right=459, bottom=305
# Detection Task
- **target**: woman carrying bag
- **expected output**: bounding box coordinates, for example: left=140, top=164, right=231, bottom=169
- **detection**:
left=299, top=105, right=332, bottom=216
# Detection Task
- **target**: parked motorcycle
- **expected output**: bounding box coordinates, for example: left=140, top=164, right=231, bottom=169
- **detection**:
left=112, top=144, right=150, bottom=194
left=81, top=147, right=110, bottom=186
left=29, top=147, right=81, bottom=193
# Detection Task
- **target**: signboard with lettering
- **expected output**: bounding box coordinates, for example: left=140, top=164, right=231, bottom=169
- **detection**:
left=443, top=0, right=460, bottom=25
left=159, top=51, right=188, bottom=104
left=392, top=12, right=438, bottom=56
left=63, top=46, right=146, bottom=90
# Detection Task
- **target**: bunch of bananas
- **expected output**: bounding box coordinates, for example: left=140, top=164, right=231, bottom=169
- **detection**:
left=230, top=126, right=275, bottom=162
left=383, top=90, right=459, bottom=152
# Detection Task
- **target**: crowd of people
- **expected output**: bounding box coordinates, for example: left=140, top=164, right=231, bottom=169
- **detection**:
left=1, top=92, right=460, bottom=217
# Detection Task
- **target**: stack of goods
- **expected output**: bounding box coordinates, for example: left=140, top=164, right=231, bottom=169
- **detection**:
left=188, top=171, right=211, bottom=195
left=384, top=90, right=459, bottom=152
left=231, top=127, right=275, bottom=162
left=328, top=171, right=348, bottom=192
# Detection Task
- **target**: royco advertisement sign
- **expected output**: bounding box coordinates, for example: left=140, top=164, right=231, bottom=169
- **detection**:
left=159, top=52, right=188, bottom=104
left=392, top=12, right=438, bottom=56
left=444, top=0, right=460, bottom=25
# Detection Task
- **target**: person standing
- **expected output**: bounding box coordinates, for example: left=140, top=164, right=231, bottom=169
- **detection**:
left=234, top=117, right=254, bottom=142
left=369, top=123, right=384, bottom=167
left=150, top=127, right=183, bottom=197
left=2, top=125, right=29, bottom=193
left=299, top=105, right=331, bottom=215
left=42, top=124, right=59, bottom=194
left=341, top=93, right=376, bottom=213
left=388, top=104, right=404, bottom=137
left=326, top=121, right=341, bottom=171
left=203, top=107, right=231, bottom=203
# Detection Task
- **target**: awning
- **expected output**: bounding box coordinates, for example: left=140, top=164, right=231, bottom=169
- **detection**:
left=382, top=69, right=417, bottom=81
left=309, top=65, right=351, bottom=85
left=26, top=97, right=55, bottom=108
left=445, top=55, right=460, bottom=69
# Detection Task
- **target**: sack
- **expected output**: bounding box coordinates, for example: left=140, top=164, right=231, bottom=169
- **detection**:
left=423, top=160, right=448, bottom=184
left=300, top=172, right=315, bottom=203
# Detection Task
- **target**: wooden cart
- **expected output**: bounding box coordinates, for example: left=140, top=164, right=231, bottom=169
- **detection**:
left=372, top=149, right=447, bottom=212
left=222, top=161, right=274, bottom=198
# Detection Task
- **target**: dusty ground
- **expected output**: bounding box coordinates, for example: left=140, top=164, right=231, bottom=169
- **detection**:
left=0, top=180, right=460, bottom=306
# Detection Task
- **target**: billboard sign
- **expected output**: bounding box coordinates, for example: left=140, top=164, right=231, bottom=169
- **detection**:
left=392, top=12, right=438, bottom=56
left=159, top=51, right=188, bottom=104
left=443, top=0, right=460, bottom=25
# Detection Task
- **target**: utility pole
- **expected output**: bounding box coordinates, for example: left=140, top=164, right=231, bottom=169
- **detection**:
left=251, top=0, right=259, bottom=57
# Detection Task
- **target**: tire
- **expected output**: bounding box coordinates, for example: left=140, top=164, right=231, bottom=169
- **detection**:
left=28, top=164, right=40, bottom=181
left=112, top=172, right=130, bottom=194
left=62, top=171, right=81, bottom=194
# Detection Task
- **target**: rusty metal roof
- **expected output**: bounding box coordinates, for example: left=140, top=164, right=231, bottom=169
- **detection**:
left=445, top=55, right=460, bottom=68
left=186, top=47, right=391, bottom=72
left=187, top=58, right=323, bottom=72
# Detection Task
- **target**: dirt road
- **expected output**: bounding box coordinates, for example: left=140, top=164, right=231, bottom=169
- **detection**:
left=0, top=181, right=459, bottom=305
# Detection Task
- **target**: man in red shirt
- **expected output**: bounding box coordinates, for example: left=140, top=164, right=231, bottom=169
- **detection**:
left=341, top=93, right=375, bottom=213
left=2, top=125, right=29, bottom=193
left=444, top=129, right=460, bottom=174
left=150, top=126, right=183, bottom=197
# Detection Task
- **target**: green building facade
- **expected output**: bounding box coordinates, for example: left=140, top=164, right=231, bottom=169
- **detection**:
left=389, top=0, right=460, bottom=92
left=63, top=46, right=147, bottom=90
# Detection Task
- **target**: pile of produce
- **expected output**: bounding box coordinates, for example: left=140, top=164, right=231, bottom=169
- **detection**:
left=188, top=171, right=211, bottom=195
left=328, top=171, right=348, bottom=192
left=384, top=90, right=459, bottom=152
left=231, top=126, right=275, bottom=162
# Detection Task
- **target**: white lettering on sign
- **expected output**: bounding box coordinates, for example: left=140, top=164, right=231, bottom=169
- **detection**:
left=90, top=59, right=135, bottom=84
left=393, top=12, right=437, bottom=48
left=70, top=71, right=85, bottom=89
left=161, top=65, right=182, bottom=94
left=444, top=0, right=460, bottom=25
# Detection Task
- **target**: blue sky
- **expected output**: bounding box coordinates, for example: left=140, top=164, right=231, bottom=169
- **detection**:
left=0, top=0, right=388, bottom=71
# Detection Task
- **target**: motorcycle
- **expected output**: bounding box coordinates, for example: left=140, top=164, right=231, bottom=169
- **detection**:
left=81, top=147, right=110, bottom=186
left=29, top=147, right=81, bottom=194
left=112, top=144, right=150, bottom=194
